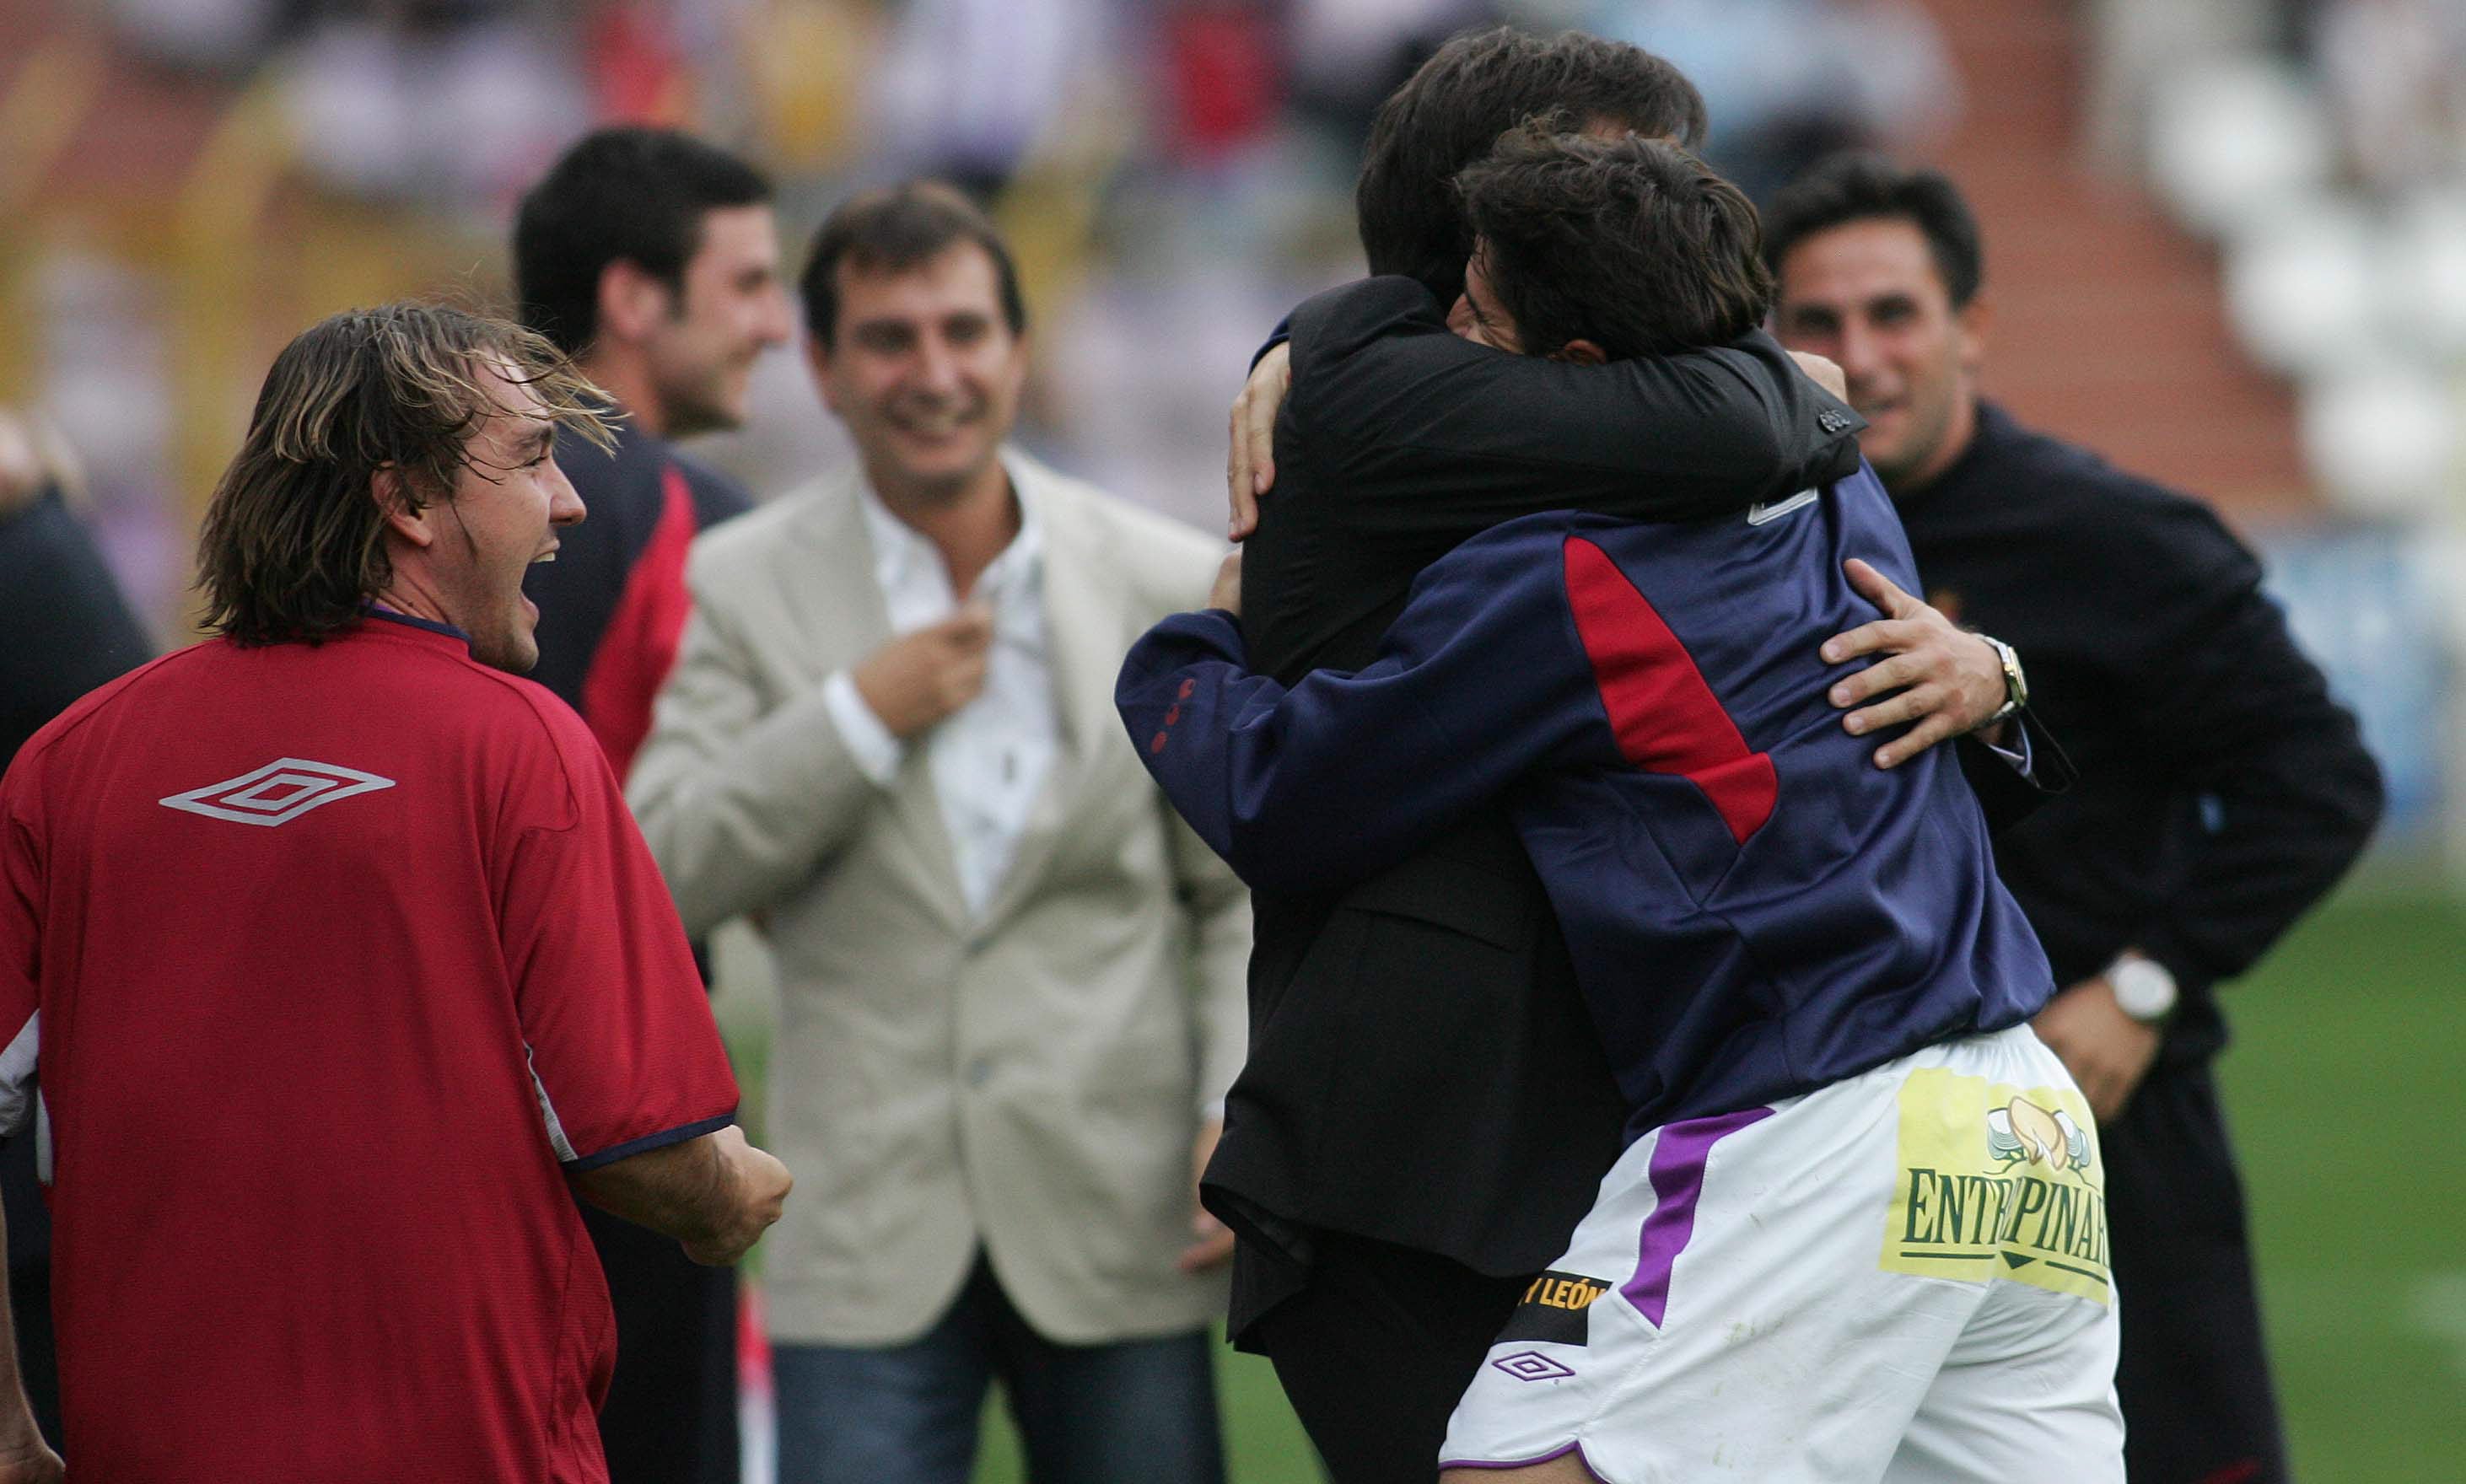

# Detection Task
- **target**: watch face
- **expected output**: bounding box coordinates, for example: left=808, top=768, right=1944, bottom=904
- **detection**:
left=2112, top=960, right=2177, bottom=1020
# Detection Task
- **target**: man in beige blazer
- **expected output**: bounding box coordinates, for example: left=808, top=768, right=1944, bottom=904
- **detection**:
left=629, top=181, right=1248, bottom=1484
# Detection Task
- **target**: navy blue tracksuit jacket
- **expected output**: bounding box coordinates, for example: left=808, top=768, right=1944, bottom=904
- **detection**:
left=1119, top=468, right=2056, bottom=1138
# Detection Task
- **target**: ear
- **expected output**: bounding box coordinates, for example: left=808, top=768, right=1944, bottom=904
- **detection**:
left=374, top=468, right=434, bottom=550
left=595, top=259, right=673, bottom=346
left=803, top=333, right=843, bottom=417
left=1552, top=339, right=1608, bottom=367
left=1954, top=292, right=1992, bottom=376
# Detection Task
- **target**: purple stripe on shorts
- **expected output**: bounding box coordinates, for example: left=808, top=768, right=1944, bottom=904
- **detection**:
left=1439, top=1442, right=1612, bottom=1480
left=1439, top=1443, right=1580, bottom=1473
left=1618, top=1105, right=1774, bottom=1327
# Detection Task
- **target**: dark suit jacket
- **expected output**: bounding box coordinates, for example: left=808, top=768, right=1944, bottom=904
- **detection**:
left=1208, top=280, right=2065, bottom=1336
left=1899, top=402, right=2381, bottom=1067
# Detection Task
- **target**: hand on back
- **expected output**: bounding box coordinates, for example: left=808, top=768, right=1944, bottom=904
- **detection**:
left=1821, top=559, right=2010, bottom=768
left=1225, top=343, right=1292, bottom=540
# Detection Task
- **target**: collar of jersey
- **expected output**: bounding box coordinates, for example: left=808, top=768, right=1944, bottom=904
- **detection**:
left=360, top=605, right=471, bottom=644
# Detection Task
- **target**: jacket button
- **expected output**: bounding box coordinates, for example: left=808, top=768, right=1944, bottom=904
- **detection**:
left=966, top=1058, right=992, bottom=1088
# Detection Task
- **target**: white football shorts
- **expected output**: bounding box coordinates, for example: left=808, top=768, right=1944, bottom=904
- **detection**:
left=1440, top=1024, right=2124, bottom=1483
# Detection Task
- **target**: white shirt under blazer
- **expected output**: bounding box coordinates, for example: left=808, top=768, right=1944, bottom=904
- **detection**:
left=818, top=485, right=1058, bottom=917
left=629, top=449, right=1251, bottom=1347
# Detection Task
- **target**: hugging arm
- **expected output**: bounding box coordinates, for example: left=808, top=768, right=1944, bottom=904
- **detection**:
left=1282, top=277, right=1861, bottom=546
left=1117, top=546, right=1590, bottom=894
left=1245, top=280, right=2033, bottom=783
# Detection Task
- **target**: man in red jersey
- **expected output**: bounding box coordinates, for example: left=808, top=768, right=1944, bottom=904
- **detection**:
left=0, top=303, right=791, bottom=1483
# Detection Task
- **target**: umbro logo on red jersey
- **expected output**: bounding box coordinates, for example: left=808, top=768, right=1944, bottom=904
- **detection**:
left=159, top=758, right=396, bottom=826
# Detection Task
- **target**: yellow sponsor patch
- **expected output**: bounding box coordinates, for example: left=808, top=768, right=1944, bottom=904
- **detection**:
left=1879, top=1067, right=2111, bottom=1304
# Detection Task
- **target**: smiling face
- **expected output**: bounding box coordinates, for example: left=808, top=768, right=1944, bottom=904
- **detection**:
left=1770, top=216, right=1988, bottom=492
left=639, top=203, right=793, bottom=436
left=809, top=241, right=1026, bottom=508
left=388, top=361, right=587, bottom=672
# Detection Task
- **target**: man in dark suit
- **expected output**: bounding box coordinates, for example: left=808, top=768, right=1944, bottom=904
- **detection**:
left=510, top=126, right=795, bottom=1484
left=1209, top=32, right=2060, bottom=1482
left=0, top=411, right=152, bottom=1462
left=1763, top=153, right=2383, bottom=1484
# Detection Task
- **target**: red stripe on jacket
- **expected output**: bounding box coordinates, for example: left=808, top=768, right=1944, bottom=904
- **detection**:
left=580, top=463, right=697, bottom=781
left=1562, top=535, right=1776, bottom=845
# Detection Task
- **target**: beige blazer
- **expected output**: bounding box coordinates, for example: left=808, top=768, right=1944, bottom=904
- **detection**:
left=630, top=451, right=1249, bottom=1347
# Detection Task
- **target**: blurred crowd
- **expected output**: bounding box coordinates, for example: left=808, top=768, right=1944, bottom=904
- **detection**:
left=3, top=0, right=1960, bottom=639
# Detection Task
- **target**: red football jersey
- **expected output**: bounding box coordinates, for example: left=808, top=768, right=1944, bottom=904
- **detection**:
left=0, top=611, right=738, bottom=1482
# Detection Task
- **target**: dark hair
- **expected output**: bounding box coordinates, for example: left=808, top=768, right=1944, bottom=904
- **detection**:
left=1356, top=26, right=1709, bottom=304
left=1763, top=153, right=1984, bottom=307
left=197, top=304, right=615, bottom=646
left=1456, top=127, right=1772, bottom=361
left=513, top=126, right=773, bottom=355
left=800, top=180, right=1027, bottom=348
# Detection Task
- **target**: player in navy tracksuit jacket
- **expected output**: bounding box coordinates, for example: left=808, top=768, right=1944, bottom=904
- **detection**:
left=1119, top=467, right=2054, bottom=1137
left=1117, top=460, right=2130, bottom=1475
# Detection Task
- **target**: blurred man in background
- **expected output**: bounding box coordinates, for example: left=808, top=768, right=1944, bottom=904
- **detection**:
left=0, top=303, right=789, bottom=1482
left=1767, top=154, right=2384, bottom=1484
left=514, top=125, right=793, bottom=777
left=511, top=124, right=794, bottom=1484
left=0, top=409, right=152, bottom=1463
left=629, top=182, right=1249, bottom=1484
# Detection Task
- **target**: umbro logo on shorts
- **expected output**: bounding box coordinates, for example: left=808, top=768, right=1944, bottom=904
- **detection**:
left=1490, top=1351, right=1576, bottom=1383
left=159, top=758, right=397, bottom=826
left=1496, top=1269, right=1613, bottom=1347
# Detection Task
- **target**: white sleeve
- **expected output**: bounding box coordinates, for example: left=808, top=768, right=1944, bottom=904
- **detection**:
left=821, top=669, right=905, bottom=786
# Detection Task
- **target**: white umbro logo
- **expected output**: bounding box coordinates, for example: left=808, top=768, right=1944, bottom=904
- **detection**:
left=159, top=758, right=396, bottom=826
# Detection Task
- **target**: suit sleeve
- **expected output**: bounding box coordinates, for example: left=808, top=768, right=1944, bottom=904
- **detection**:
left=500, top=719, right=739, bottom=1169
left=1163, top=805, right=1252, bottom=1115
left=1961, top=711, right=2076, bottom=835
left=2122, top=572, right=2383, bottom=1001
left=627, top=579, right=886, bottom=937
left=1139, top=552, right=1256, bottom=1117
left=1117, top=540, right=1596, bottom=895
left=1284, top=277, right=1865, bottom=540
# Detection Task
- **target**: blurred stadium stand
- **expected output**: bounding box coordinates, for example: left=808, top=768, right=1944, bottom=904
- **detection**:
left=0, top=0, right=2453, bottom=858
left=1922, top=0, right=2312, bottom=513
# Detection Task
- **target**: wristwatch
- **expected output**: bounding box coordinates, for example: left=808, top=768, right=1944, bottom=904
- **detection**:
left=2108, top=953, right=2178, bottom=1024
left=1979, top=634, right=2028, bottom=724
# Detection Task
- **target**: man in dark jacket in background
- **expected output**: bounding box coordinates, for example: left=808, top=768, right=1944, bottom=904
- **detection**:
left=510, top=126, right=794, bottom=1484
left=1766, top=153, right=2383, bottom=1484
left=0, top=410, right=151, bottom=1456
left=1209, top=31, right=2060, bottom=1481
left=514, top=126, right=793, bottom=780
